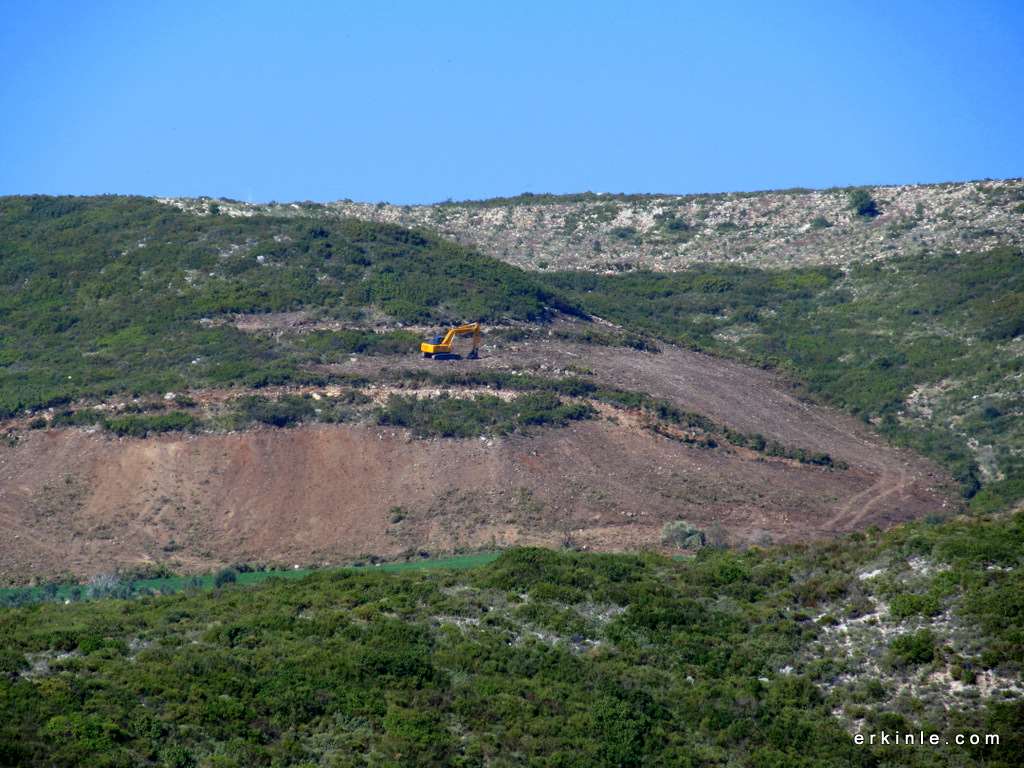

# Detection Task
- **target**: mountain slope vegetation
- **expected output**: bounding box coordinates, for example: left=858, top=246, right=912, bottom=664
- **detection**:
left=165, top=177, right=1024, bottom=271
left=539, top=247, right=1024, bottom=503
left=2, top=195, right=1022, bottom=510
left=2, top=509, right=1022, bottom=767
left=0, top=195, right=576, bottom=415
left=1, top=193, right=1023, bottom=766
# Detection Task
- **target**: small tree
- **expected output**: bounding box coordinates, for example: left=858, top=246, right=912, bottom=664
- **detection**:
left=888, top=629, right=936, bottom=667
left=849, top=188, right=880, bottom=218
left=87, top=572, right=128, bottom=599
left=213, top=567, right=238, bottom=588
left=661, top=520, right=706, bottom=549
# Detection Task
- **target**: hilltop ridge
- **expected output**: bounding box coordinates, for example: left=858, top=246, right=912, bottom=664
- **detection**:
left=162, top=177, right=1024, bottom=272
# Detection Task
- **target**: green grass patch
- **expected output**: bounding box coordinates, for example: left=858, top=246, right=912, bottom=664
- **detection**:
left=0, top=553, right=503, bottom=606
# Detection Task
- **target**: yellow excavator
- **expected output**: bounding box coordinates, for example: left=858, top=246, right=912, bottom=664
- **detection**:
left=421, top=322, right=481, bottom=360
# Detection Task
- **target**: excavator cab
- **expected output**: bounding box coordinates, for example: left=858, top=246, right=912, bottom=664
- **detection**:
left=421, top=322, right=481, bottom=360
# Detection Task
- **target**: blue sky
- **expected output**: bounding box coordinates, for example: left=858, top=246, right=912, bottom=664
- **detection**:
left=1, top=1, right=1022, bottom=203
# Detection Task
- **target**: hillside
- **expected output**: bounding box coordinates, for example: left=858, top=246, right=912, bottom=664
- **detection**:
left=2, top=515, right=1022, bottom=767
left=0, top=195, right=575, bottom=416
left=538, top=248, right=1024, bottom=500
left=0, top=337, right=954, bottom=583
left=1, top=194, right=1021, bottom=584
left=162, top=188, right=1024, bottom=511
left=163, top=178, right=1024, bottom=271
left=0, top=192, right=1023, bottom=767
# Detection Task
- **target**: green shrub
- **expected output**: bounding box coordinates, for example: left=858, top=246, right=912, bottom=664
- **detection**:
left=661, top=520, right=706, bottom=549
left=301, top=329, right=421, bottom=358
left=377, top=391, right=595, bottom=438
left=51, top=409, right=103, bottom=428
left=381, top=706, right=452, bottom=765
left=889, top=593, right=941, bottom=618
left=888, top=629, right=937, bottom=666
left=970, top=474, right=1024, bottom=514
left=976, top=291, right=1024, bottom=340
left=849, top=188, right=880, bottom=217
left=232, top=395, right=315, bottom=427
left=213, top=568, right=238, bottom=588
left=657, top=213, right=691, bottom=233
left=102, top=410, right=199, bottom=437
left=0, top=648, right=28, bottom=677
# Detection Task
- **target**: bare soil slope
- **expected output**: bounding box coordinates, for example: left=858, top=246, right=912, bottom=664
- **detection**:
left=0, top=340, right=957, bottom=584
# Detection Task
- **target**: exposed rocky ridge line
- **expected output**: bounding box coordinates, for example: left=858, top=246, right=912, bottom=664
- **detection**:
left=160, top=178, right=1024, bottom=272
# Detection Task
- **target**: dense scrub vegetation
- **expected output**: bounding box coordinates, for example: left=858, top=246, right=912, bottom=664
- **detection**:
left=2, top=195, right=1023, bottom=764
left=4, top=196, right=1019, bottom=505
left=1, top=506, right=1022, bottom=767
left=541, top=247, right=1024, bottom=504
left=372, top=370, right=841, bottom=463
left=299, top=330, right=423, bottom=359
left=46, top=405, right=201, bottom=437
left=540, top=266, right=841, bottom=351
left=0, top=195, right=578, bottom=416
left=436, top=185, right=873, bottom=208
left=377, top=391, right=595, bottom=437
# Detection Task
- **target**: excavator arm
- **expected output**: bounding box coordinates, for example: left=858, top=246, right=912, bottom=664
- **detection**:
left=421, top=323, right=481, bottom=359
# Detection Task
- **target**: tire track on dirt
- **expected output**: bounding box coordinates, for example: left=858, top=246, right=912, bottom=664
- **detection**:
left=824, top=465, right=911, bottom=531
left=0, top=331, right=960, bottom=583
left=506, top=341, right=955, bottom=532
left=331, top=334, right=957, bottom=533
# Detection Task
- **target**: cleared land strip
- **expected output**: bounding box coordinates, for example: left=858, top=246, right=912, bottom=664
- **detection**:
left=0, top=335, right=959, bottom=584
